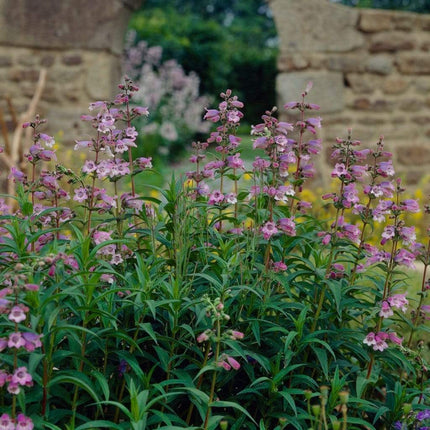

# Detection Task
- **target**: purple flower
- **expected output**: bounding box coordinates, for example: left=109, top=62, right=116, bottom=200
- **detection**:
left=278, top=217, right=296, bottom=236
left=379, top=301, right=393, bottom=318
left=261, top=221, right=278, bottom=240
left=203, top=109, right=220, bottom=122
left=387, top=294, right=408, bottom=313
left=417, top=410, right=430, bottom=421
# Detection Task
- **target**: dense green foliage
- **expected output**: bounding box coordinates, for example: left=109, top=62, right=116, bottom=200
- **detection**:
left=128, top=0, right=277, bottom=124
left=0, top=78, right=429, bottom=429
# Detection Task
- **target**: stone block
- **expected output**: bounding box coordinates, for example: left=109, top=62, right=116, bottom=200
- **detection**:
left=397, top=54, right=430, bottom=74
left=326, top=55, right=366, bottom=73
left=351, top=97, right=393, bottom=112
left=271, top=0, right=364, bottom=53
left=276, top=71, right=344, bottom=114
left=0, top=55, right=12, bottom=67
left=393, top=13, right=419, bottom=31
left=40, top=55, right=56, bottom=67
left=62, top=54, right=83, bottom=66
left=397, top=145, right=430, bottom=166
left=359, top=9, right=394, bottom=33
left=382, top=77, right=409, bottom=94
left=370, top=31, right=416, bottom=52
left=365, top=55, right=393, bottom=75
left=0, top=0, right=141, bottom=55
left=85, top=54, right=120, bottom=100
left=8, top=68, right=40, bottom=82
left=277, top=54, right=309, bottom=72
left=345, top=73, right=377, bottom=94
left=419, top=14, right=430, bottom=30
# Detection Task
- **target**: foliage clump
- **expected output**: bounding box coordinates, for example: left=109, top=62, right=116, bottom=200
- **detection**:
left=0, top=77, right=428, bottom=429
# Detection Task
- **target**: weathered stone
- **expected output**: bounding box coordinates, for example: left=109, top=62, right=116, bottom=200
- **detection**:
left=345, top=73, right=376, bottom=94
left=393, top=13, right=419, bottom=30
left=369, top=32, right=416, bottom=53
left=277, top=54, right=309, bottom=72
left=62, top=54, right=83, bottom=66
left=382, top=77, right=409, bottom=94
left=271, top=0, right=364, bottom=53
left=365, top=55, right=393, bottom=75
left=412, top=116, right=430, bottom=125
left=352, top=98, right=393, bottom=112
left=419, top=14, right=430, bottom=30
left=17, top=54, right=37, bottom=67
left=326, top=55, right=366, bottom=73
left=85, top=54, right=120, bottom=100
left=0, top=55, right=12, bottom=67
left=8, top=68, right=40, bottom=82
left=398, top=98, right=423, bottom=112
left=40, top=55, right=55, bottom=67
left=356, top=115, right=387, bottom=125
left=414, top=77, right=430, bottom=92
left=359, top=9, right=394, bottom=33
left=397, top=146, right=430, bottom=166
left=0, top=0, right=141, bottom=55
left=397, top=54, right=430, bottom=74
left=403, top=169, right=426, bottom=185
left=276, top=71, right=344, bottom=114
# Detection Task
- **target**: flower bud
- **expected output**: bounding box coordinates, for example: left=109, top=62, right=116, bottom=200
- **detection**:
left=304, top=389, right=313, bottom=400
left=219, top=420, right=228, bottom=430
left=332, top=421, right=341, bottom=430
left=339, top=391, right=349, bottom=405
left=402, top=403, right=412, bottom=414
left=311, top=405, right=321, bottom=417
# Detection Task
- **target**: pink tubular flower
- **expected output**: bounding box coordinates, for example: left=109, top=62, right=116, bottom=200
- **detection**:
left=388, top=332, right=403, bottom=345
left=394, top=249, right=416, bottom=269
left=400, top=199, right=420, bottom=213
left=231, top=330, right=244, bottom=340
left=379, top=301, right=393, bottom=318
left=12, top=367, right=33, bottom=386
left=22, top=332, right=42, bottom=352
left=0, top=413, right=15, bottom=430
left=197, top=330, right=210, bottom=343
left=74, top=187, right=88, bottom=203
left=227, top=153, right=244, bottom=169
left=208, top=190, right=224, bottom=205
left=8, top=305, right=27, bottom=323
left=261, top=221, right=278, bottom=240
left=136, top=157, right=153, bottom=169
left=278, top=217, right=296, bottom=236
left=16, top=414, right=34, bottom=430
left=273, top=261, right=288, bottom=272
left=226, top=356, right=240, bottom=370
left=8, top=332, right=26, bottom=349
left=387, top=294, right=408, bottom=312
left=203, top=109, right=220, bottom=122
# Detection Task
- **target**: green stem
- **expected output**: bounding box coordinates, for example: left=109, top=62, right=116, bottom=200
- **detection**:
left=203, top=320, right=221, bottom=430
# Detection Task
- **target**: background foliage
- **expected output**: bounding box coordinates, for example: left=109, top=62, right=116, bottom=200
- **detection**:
left=128, top=0, right=278, bottom=125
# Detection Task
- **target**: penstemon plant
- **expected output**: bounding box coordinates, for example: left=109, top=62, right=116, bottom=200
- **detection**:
left=0, top=77, right=428, bottom=430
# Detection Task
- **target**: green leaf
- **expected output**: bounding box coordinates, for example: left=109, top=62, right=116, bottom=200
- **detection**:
left=210, top=400, right=257, bottom=424
left=75, top=421, right=125, bottom=430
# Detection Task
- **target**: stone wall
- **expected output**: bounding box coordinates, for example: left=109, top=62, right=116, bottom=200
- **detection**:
left=0, top=0, right=141, bottom=148
left=271, top=0, right=430, bottom=188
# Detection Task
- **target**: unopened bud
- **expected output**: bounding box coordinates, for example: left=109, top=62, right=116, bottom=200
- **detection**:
left=304, top=389, right=313, bottom=400
left=332, top=421, right=341, bottom=430
left=311, top=405, right=321, bottom=417
left=339, top=391, right=349, bottom=405
left=219, top=420, right=228, bottom=430
left=402, top=403, right=412, bottom=414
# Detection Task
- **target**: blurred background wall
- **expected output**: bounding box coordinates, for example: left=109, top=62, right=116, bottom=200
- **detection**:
left=272, top=0, right=430, bottom=187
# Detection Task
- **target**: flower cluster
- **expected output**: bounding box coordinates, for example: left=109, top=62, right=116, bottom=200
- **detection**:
left=0, top=267, right=40, bottom=428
